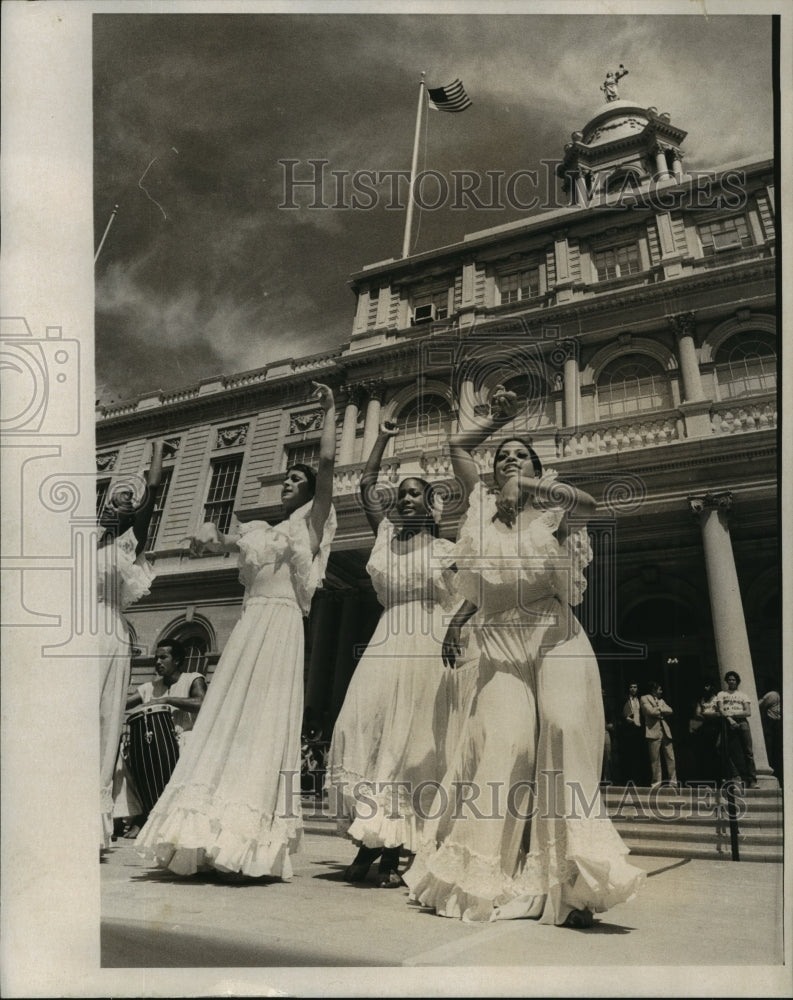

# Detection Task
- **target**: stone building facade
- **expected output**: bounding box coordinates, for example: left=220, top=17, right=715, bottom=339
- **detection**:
left=96, top=91, right=779, bottom=782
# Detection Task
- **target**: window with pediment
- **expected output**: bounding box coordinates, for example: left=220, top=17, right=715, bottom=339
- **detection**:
left=597, top=354, right=673, bottom=419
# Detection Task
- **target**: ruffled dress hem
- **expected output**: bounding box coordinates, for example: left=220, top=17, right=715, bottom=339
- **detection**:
left=136, top=785, right=303, bottom=878
left=404, top=831, right=645, bottom=924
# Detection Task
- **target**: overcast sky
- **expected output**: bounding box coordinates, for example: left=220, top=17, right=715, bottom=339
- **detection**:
left=93, top=12, right=775, bottom=402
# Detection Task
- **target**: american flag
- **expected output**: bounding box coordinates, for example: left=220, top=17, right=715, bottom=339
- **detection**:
left=427, top=79, right=472, bottom=113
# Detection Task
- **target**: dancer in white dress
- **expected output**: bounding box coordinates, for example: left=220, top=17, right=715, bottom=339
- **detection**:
left=98, top=440, right=164, bottom=849
left=326, top=421, right=459, bottom=887
left=404, top=387, right=645, bottom=926
left=136, top=383, right=337, bottom=878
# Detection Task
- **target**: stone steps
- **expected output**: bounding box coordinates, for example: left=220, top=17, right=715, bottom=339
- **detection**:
left=301, top=785, right=785, bottom=863
left=603, top=785, right=783, bottom=863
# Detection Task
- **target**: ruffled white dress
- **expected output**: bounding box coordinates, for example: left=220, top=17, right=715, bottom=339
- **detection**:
left=404, top=479, right=645, bottom=924
left=98, top=527, right=155, bottom=848
left=135, top=502, right=336, bottom=878
left=326, top=520, right=460, bottom=853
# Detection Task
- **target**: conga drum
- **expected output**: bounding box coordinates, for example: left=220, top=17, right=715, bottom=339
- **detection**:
left=125, top=704, right=180, bottom=814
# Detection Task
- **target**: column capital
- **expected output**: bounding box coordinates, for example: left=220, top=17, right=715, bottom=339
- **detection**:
left=362, top=378, right=387, bottom=404
left=668, top=311, right=697, bottom=339
left=688, top=491, right=733, bottom=516
left=340, top=383, right=365, bottom=407
left=548, top=338, right=580, bottom=368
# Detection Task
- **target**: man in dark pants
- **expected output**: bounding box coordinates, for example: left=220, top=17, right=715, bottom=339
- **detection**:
left=715, top=671, right=758, bottom=788
left=619, top=681, right=646, bottom=785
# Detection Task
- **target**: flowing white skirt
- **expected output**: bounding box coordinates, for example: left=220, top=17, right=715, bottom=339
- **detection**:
left=99, top=606, right=132, bottom=849
left=404, top=598, right=645, bottom=924
left=326, top=599, right=465, bottom=853
left=136, top=596, right=305, bottom=877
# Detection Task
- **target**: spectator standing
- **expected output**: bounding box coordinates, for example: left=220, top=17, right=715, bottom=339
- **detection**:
left=620, top=682, right=646, bottom=785
left=716, top=671, right=758, bottom=788
left=641, top=682, right=678, bottom=788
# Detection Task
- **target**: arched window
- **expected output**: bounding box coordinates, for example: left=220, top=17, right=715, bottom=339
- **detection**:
left=158, top=619, right=214, bottom=676
left=396, top=394, right=454, bottom=452
left=714, top=332, right=776, bottom=399
left=597, top=353, right=673, bottom=419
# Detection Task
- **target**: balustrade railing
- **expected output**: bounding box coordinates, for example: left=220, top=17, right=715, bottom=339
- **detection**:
left=710, top=393, right=777, bottom=435
left=556, top=412, right=681, bottom=458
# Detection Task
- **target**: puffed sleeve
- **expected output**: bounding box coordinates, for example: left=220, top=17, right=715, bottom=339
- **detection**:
left=236, top=521, right=276, bottom=591
left=116, top=528, right=156, bottom=609
left=550, top=525, right=593, bottom=607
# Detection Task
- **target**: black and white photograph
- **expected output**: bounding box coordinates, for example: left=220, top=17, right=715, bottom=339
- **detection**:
left=1, top=1, right=791, bottom=996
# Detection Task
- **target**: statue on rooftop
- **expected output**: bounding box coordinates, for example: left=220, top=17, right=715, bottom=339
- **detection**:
left=601, top=65, right=628, bottom=102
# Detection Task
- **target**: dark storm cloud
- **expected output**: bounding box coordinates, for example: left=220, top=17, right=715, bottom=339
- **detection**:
left=93, top=12, right=773, bottom=402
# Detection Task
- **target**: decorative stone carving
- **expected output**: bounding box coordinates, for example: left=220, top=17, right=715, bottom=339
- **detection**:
left=215, top=423, right=249, bottom=449
left=96, top=451, right=118, bottom=472
left=362, top=379, right=387, bottom=404
left=548, top=338, right=579, bottom=368
left=668, top=312, right=697, bottom=339
left=163, top=437, right=181, bottom=459
left=288, top=410, right=324, bottom=435
left=688, top=491, right=734, bottom=516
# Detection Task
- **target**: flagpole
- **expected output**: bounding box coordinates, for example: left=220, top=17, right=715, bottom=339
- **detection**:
left=95, top=204, right=119, bottom=264
left=402, top=72, right=426, bottom=259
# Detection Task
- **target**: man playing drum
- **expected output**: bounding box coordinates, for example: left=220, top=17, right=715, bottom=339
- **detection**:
left=114, top=640, right=207, bottom=838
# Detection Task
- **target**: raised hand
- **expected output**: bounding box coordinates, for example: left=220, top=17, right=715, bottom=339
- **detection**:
left=185, top=522, right=222, bottom=557
left=311, top=381, right=334, bottom=411
left=489, top=384, right=520, bottom=422
left=379, top=419, right=399, bottom=437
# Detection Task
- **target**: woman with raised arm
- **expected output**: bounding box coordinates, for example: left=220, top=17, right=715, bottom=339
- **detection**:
left=404, top=386, right=644, bottom=927
left=98, top=439, right=164, bottom=849
left=326, top=420, right=460, bottom=888
left=136, top=383, right=337, bottom=879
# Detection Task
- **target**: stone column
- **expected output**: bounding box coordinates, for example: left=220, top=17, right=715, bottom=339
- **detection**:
left=361, top=380, right=386, bottom=458
left=562, top=347, right=580, bottom=429
left=338, top=384, right=363, bottom=466
left=669, top=312, right=711, bottom=439
left=669, top=313, right=705, bottom=403
left=671, top=152, right=683, bottom=180
left=654, top=144, right=670, bottom=180
left=688, top=492, right=774, bottom=785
